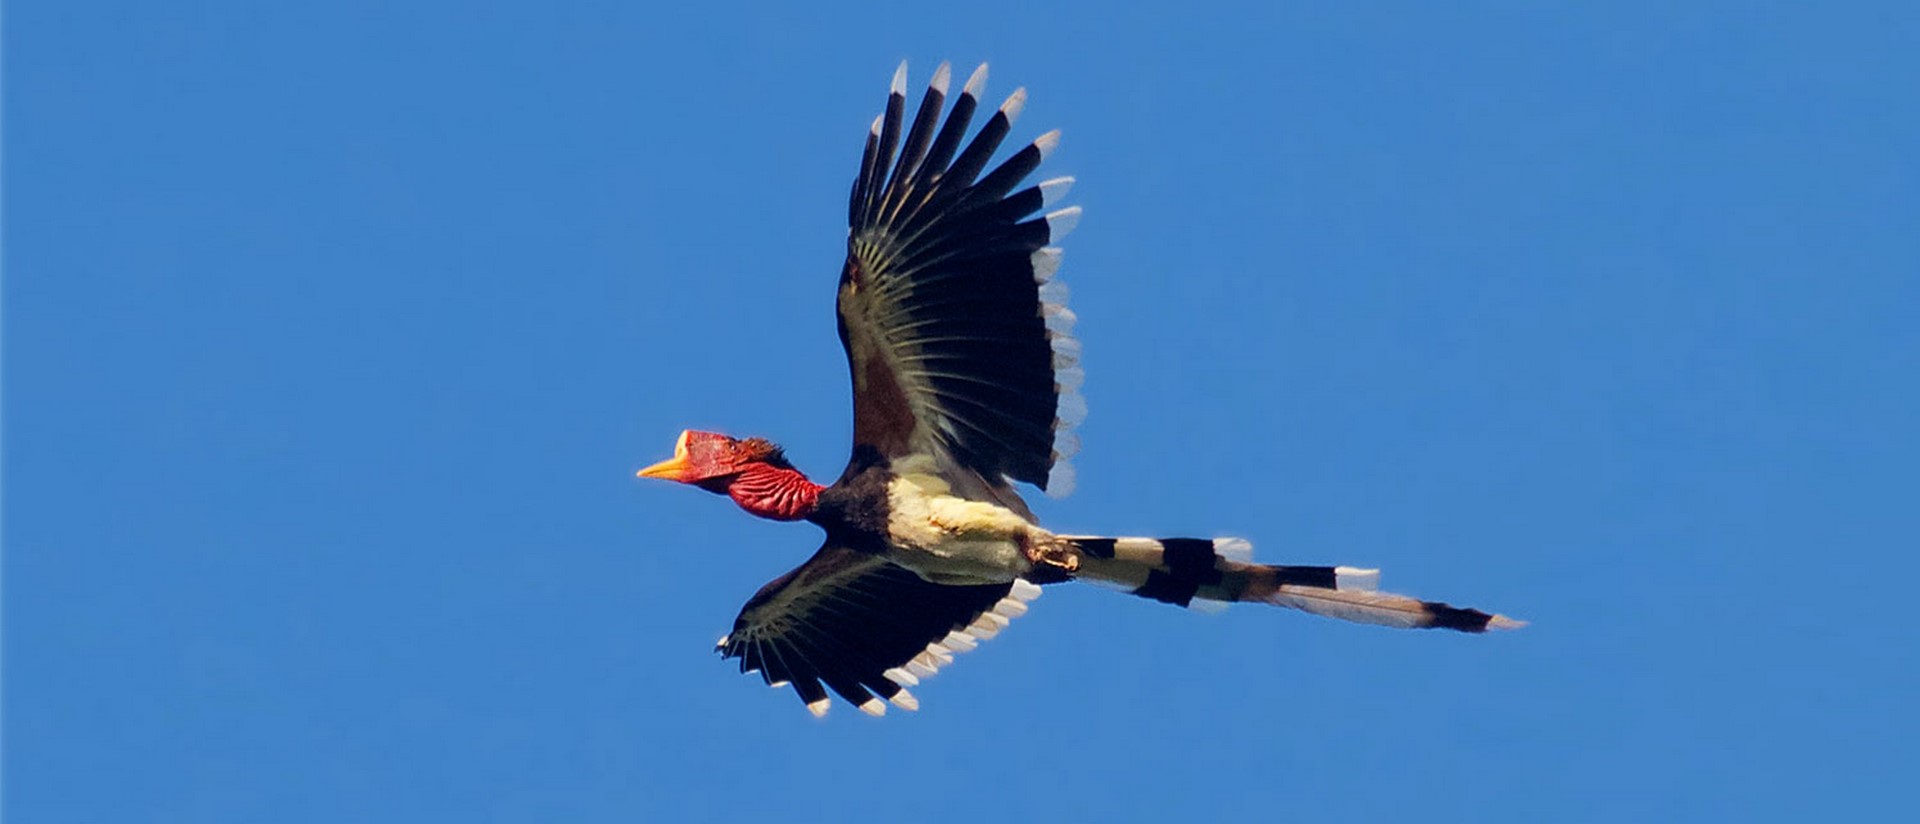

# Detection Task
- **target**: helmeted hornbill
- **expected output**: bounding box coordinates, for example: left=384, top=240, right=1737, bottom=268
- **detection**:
left=637, top=62, right=1521, bottom=717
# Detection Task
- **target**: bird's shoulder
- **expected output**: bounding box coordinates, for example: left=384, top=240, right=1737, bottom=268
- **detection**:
left=810, top=453, right=895, bottom=552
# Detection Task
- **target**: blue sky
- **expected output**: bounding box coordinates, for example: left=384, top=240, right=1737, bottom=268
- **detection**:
left=8, top=2, right=1917, bottom=821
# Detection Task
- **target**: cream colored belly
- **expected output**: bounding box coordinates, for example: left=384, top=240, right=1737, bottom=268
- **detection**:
left=885, top=471, right=1048, bottom=585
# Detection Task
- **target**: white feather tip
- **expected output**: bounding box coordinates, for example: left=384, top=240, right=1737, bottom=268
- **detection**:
left=1214, top=538, right=1255, bottom=563
left=1032, top=246, right=1064, bottom=281
left=999, top=87, right=1028, bottom=122
left=1055, top=388, right=1088, bottom=426
left=1045, top=462, right=1077, bottom=498
left=1045, top=206, right=1082, bottom=241
left=1034, top=131, right=1063, bottom=161
left=1190, top=597, right=1232, bottom=615
left=1037, top=174, right=1072, bottom=205
left=963, top=63, right=988, bottom=99
left=1487, top=614, right=1528, bottom=631
left=1335, top=566, right=1381, bottom=591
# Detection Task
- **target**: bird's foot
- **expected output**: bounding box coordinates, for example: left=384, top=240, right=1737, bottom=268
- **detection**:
left=1023, top=540, right=1079, bottom=584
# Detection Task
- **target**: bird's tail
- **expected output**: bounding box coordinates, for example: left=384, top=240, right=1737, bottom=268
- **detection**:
left=1056, top=536, right=1523, bottom=633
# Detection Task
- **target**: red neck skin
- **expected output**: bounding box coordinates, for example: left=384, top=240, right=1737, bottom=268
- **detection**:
left=723, top=463, right=824, bottom=522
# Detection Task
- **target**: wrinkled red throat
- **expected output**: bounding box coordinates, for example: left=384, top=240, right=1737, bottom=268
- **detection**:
left=719, top=462, right=823, bottom=521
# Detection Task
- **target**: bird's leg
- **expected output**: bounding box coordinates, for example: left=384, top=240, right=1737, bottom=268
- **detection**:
left=1021, top=534, right=1079, bottom=584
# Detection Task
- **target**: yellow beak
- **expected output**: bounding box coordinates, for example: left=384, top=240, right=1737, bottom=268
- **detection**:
left=636, top=430, right=693, bottom=480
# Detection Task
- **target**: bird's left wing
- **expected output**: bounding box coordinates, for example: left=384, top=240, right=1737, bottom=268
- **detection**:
left=718, top=543, right=1042, bottom=717
left=836, top=62, right=1084, bottom=497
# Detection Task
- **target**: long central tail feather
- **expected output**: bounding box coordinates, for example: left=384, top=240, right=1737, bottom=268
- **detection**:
left=1057, top=535, right=1523, bottom=633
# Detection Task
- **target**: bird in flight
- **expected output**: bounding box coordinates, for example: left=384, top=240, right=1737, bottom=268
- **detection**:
left=637, top=61, right=1521, bottom=718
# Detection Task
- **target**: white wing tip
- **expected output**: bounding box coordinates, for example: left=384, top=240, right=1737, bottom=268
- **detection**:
left=963, top=63, right=989, bottom=99
left=1050, top=334, right=1081, bottom=372
left=1045, top=462, right=1077, bottom=498
left=889, top=689, right=920, bottom=712
left=1335, top=566, right=1381, bottom=591
left=869, top=114, right=884, bottom=136
left=1032, top=246, right=1064, bottom=281
left=1051, top=430, right=1082, bottom=460
left=806, top=697, right=831, bottom=718
left=1055, top=390, right=1088, bottom=427
left=999, top=87, right=1028, bottom=122
left=1033, top=131, right=1063, bottom=161
left=929, top=61, right=952, bottom=95
left=1042, top=302, right=1076, bottom=333
left=890, top=61, right=908, bottom=96
left=1045, top=206, right=1082, bottom=242
left=1037, top=174, right=1072, bottom=206
left=1010, top=579, right=1044, bottom=601
left=966, top=612, right=1010, bottom=640
left=884, top=667, right=921, bottom=687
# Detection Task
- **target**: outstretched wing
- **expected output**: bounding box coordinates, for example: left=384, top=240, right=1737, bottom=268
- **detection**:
left=718, top=544, right=1042, bottom=717
left=836, top=62, right=1085, bottom=497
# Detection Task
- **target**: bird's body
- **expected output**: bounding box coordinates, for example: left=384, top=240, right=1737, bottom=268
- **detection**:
left=800, top=450, right=1044, bottom=586
left=862, top=459, right=1045, bottom=585
left=637, top=62, right=1521, bottom=718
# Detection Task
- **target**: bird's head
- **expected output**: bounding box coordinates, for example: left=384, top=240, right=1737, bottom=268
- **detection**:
left=636, top=429, right=822, bottom=521
left=637, top=429, right=781, bottom=487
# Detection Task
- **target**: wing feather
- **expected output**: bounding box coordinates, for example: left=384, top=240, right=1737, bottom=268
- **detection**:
left=837, top=63, right=1083, bottom=497
left=718, top=544, right=1041, bottom=716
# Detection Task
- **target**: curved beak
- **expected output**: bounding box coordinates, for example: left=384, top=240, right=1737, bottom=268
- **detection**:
left=636, top=430, right=693, bottom=481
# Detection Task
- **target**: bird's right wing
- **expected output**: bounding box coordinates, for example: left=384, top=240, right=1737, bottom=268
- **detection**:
left=718, top=543, right=1042, bottom=716
left=834, top=62, right=1085, bottom=497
